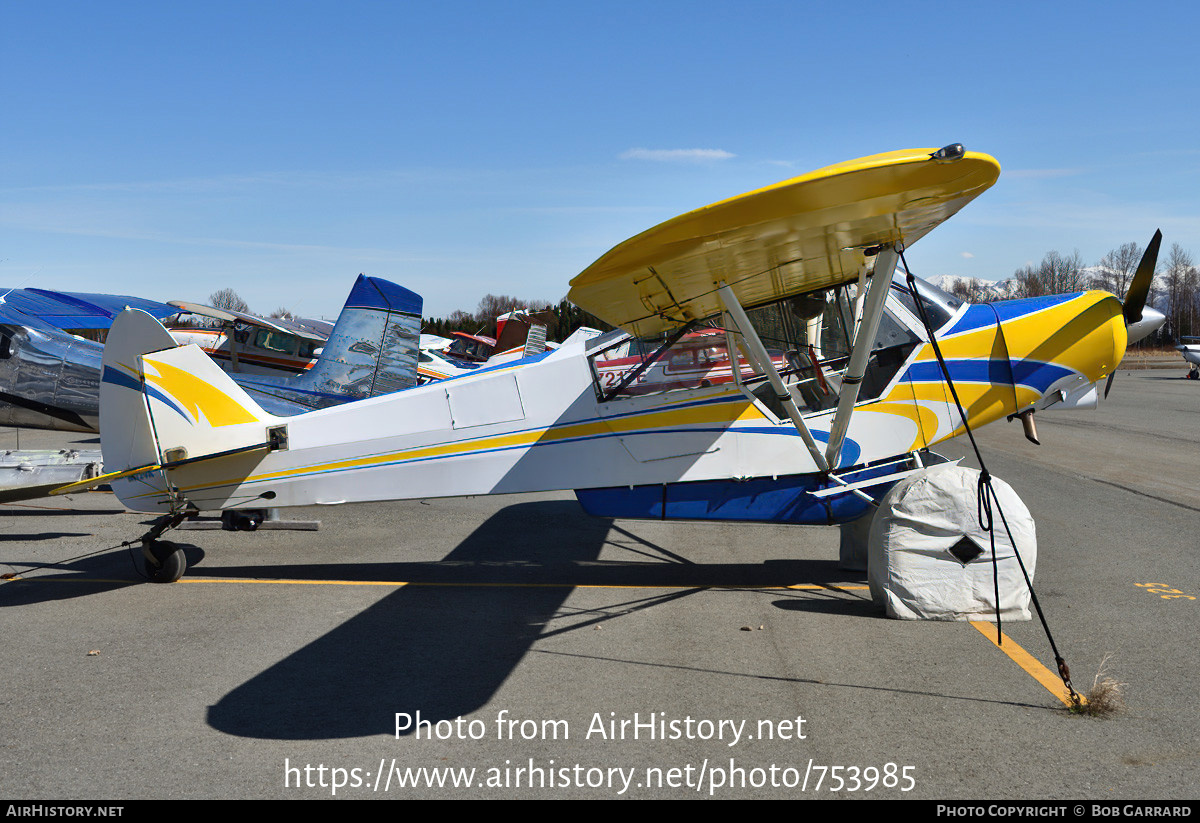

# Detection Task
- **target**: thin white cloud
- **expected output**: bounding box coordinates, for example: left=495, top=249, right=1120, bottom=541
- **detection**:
left=619, top=148, right=735, bottom=163
left=960, top=251, right=975, bottom=259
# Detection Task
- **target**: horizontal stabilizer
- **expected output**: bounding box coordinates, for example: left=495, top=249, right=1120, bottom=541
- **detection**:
left=49, top=461, right=164, bottom=496
left=50, top=439, right=275, bottom=497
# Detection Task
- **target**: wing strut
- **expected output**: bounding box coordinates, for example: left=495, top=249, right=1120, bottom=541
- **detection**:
left=824, top=245, right=900, bottom=468
left=722, top=313, right=743, bottom=389
left=717, top=283, right=830, bottom=473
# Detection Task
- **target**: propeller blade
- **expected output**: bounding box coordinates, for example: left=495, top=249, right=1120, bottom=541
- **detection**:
left=1123, top=229, right=1161, bottom=325
left=1104, top=370, right=1116, bottom=399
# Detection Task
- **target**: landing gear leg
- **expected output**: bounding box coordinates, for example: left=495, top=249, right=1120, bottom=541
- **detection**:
left=137, top=512, right=190, bottom=583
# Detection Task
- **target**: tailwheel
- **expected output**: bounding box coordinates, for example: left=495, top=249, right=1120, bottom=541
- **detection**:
left=143, top=539, right=186, bottom=583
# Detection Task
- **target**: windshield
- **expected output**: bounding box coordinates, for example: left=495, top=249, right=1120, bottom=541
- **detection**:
left=889, top=274, right=963, bottom=332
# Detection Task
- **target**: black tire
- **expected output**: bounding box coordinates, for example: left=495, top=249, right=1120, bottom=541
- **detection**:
left=144, top=540, right=186, bottom=583
left=221, top=509, right=264, bottom=531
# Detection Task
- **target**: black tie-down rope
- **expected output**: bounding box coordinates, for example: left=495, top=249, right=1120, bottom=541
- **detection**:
left=898, top=249, right=1080, bottom=709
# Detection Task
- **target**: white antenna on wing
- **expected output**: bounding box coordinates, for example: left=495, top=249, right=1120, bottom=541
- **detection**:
left=0, top=265, right=44, bottom=304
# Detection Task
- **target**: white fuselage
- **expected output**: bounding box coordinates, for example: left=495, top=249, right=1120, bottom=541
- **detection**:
left=107, top=285, right=1125, bottom=517
left=1177, top=340, right=1200, bottom=368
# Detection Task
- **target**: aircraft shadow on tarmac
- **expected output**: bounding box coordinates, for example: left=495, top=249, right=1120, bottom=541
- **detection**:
left=0, top=507, right=123, bottom=517
left=205, top=500, right=861, bottom=740
left=0, top=539, right=207, bottom=605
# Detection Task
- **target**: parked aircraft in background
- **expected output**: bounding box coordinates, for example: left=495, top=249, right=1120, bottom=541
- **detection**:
left=0, top=288, right=177, bottom=431
left=0, top=275, right=422, bottom=432
left=1177, top=337, right=1200, bottom=379
left=0, top=288, right=178, bottom=341
left=0, top=286, right=336, bottom=378
left=418, top=309, right=556, bottom=383
left=166, top=304, right=331, bottom=376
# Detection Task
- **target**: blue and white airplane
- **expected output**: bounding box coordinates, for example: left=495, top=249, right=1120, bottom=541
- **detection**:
left=65, top=146, right=1164, bottom=583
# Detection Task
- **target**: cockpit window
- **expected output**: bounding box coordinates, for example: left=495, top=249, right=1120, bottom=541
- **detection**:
left=590, top=325, right=734, bottom=399
left=588, top=282, right=919, bottom=415
left=889, top=275, right=963, bottom=332
left=254, top=329, right=298, bottom=355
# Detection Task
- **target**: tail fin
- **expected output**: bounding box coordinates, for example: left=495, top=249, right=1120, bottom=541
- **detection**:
left=100, top=309, right=180, bottom=479
left=290, top=275, right=423, bottom=399
left=494, top=309, right=556, bottom=357
left=523, top=322, right=548, bottom=357
left=101, top=309, right=282, bottom=512
left=235, top=275, right=423, bottom=410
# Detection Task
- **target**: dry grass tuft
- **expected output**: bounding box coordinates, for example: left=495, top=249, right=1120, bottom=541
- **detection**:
left=1071, top=655, right=1126, bottom=717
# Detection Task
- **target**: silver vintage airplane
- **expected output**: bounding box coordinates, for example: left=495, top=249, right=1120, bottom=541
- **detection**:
left=0, top=275, right=424, bottom=434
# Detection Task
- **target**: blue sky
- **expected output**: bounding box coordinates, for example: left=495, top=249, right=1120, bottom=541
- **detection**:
left=3, top=1, right=1198, bottom=320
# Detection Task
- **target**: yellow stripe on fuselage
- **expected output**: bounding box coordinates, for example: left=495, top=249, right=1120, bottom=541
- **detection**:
left=864, top=401, right=940, bottom=452
left=154, top=395, right=766, bottom=497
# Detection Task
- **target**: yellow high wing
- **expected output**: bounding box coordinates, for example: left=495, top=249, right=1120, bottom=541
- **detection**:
left=568, top=147, right=1001, bottom=337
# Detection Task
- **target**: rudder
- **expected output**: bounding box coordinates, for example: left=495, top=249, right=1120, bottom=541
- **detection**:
left=101, top=309, right=282, bottom=512
left=290, top=274, right=423, bottom=400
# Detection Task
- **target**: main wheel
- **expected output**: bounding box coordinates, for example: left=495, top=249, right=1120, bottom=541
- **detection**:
left=221, top=509, right=264, bottom=531
left=143, top=539, right=186, bottom=583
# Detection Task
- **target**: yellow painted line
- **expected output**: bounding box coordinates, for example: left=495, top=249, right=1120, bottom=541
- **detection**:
left=970, top=621, right=1083, bottom=707
left=5, top=575, right=873, bottom=591
left=795, top=584, right=866, bottom=589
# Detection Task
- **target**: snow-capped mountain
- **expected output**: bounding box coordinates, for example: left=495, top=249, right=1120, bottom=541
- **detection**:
left=924, top=266, right=1170, bottom=303
left=925, top=275, right=1021, bottom=301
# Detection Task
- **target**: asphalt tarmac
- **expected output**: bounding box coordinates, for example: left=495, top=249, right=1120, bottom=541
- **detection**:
left=2, top=369, right=1196, bottom=800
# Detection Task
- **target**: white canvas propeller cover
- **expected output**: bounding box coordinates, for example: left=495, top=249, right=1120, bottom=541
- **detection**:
left=867, top=465, right=1037, bottom=621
